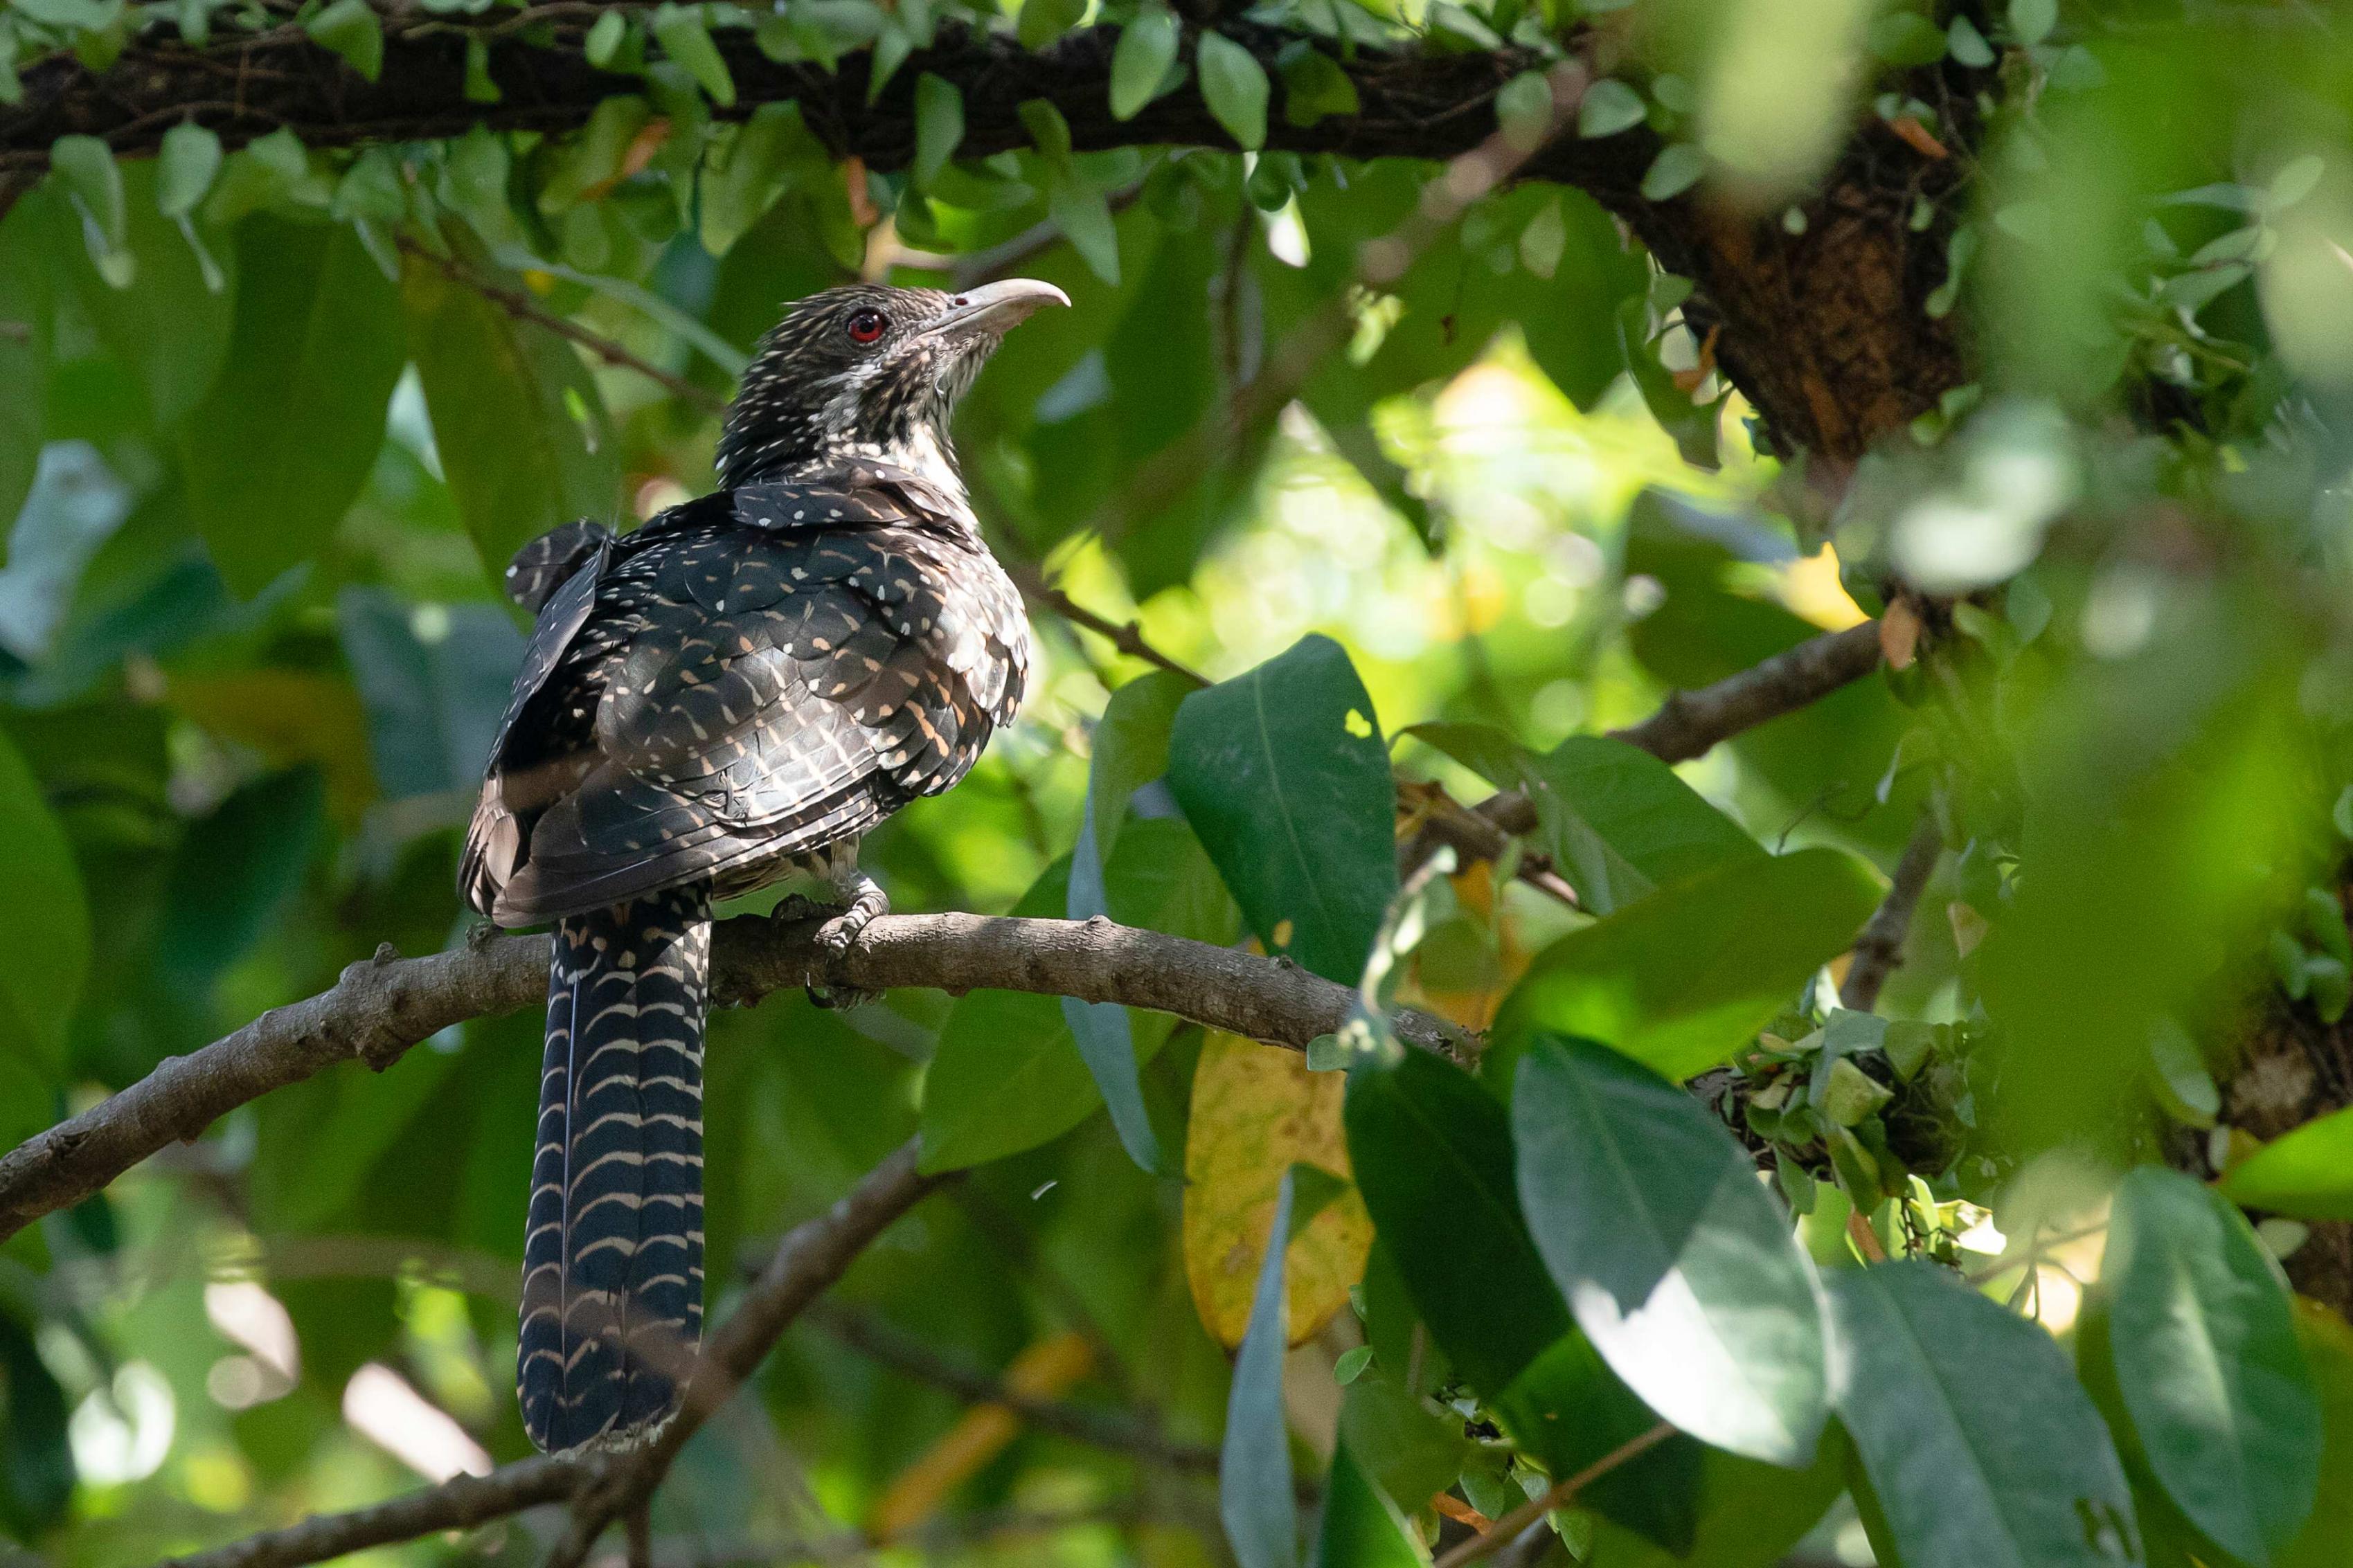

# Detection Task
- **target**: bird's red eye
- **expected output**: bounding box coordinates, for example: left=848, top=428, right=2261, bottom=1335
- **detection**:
left=846, top=308, right=887, bottom=345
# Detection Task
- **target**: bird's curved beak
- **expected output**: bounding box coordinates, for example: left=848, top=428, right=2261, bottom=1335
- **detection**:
left=926, top=278, right=1072, bottom=339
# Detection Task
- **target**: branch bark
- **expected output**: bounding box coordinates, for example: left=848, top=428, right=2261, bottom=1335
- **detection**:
left=0, top=910, right=1458, bottom=1245
left=3, top=19, right=1967, bottom=458
left=1838, top=812, right=1943, bottom=1012
left=163, top=1455, right=586, bottom=1568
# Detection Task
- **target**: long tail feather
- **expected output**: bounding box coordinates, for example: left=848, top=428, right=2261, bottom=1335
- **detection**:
left=519, top=886, right=711, bottom=1454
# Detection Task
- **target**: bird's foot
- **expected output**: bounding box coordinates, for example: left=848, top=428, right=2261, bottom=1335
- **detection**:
left=804, top=873, right=888, bottom=1010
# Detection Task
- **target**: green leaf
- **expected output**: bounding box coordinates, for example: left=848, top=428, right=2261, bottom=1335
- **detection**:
left=1412, top=726, right=1759, bottom=915
left=1948, top=14, right=1995, bottom=67
left=921, top=828, right=1213, bottom=1171
left=1494, top=70, right=1553, bottom=145
left=1168, top=635, right=1397, bottom=984
left=1345, top=1046, right=1699, bottom=1552
left=1513, top=1036, right=1828, bottom=1467
left=2219, top=1106, right=2353, bottom=1219
left=156, top=768, right=325, bottom=994
left=701, top=102, right=829, bottom=257
left=0, top=724, right=89, bottom=1086
left=1279, top=45, right=1358, bottom=129
left=1197, top=31, right=1269, bottom=150
left=304, top=0, right=384, bottom=80
left=2282, top=1303, right=2353, bottom=1568
left=1580, top=78, right=1647, bottom=138
left=1315, top=1440, right=1429, bottom=1568
left=1640, top=143, right=1706, bottom=202
left=1868, top=10, right=1948, bottom=66
left=400, top=237, right=620, bottom=589
left=155, top=121, right=222, bottom=219
left=2106, top=1166, right=2321, bottom=1565
left=1112, top=7, right=1180, bottom=120
left=1829, top=1261, right=2139, bottom=1568
left=0, top=1309, right=73, bottom=1542
left=913, top=72, right=964, bottom=185
left=584, top=7, right=628, bottom=64
left=1494, top=847, right=1886, bottom=1083
left=1345, top=1048, right=1568, bottom=1396
left=1066, top=799, right=1161, bottom=1173
left=49, top=133, right=124, bottom=264
left=2010, top=0, right=2057, bottom=46
left=1222, top=1169, right=1300, bottom=1568
left=1017, top=0, right=1084, bottom=50
left=1580, top=1439, right=1848, bottom=1568
left=62, top=159, right=237, bottom=424
left=179, top=219, right=404, bottom=596
left=0, top=194, right=50, bottom=541
left=651, top=3, right=735, bottom=106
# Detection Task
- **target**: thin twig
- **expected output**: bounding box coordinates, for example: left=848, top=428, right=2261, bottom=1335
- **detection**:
left=160, top=1456, right=588, bottom=1568
left=1429, top=1422, right=1678, bottom=1568
left=803, top=1301, right=1222, bottom=1477
left=1005, top=561, right=1208, bottom=687
left=1839, top=812, right=1943, bottom=1011
left=394, top=235, right=726, bottom=414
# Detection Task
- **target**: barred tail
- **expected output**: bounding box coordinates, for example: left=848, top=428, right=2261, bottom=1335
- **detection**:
left=519, top=886, right=711, bottom=1454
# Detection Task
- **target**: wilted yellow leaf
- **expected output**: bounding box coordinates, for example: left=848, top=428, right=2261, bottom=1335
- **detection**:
left=1183, top=1030, right=1372, bottom=1349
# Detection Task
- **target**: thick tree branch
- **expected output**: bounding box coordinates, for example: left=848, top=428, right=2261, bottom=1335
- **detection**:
left=3, top=17, right=1967, bottom=456
left=0, top=910, right=1456, bottom=1245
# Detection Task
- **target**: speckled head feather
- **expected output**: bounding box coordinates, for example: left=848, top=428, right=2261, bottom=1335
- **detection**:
left=717, top=279, right=1069, bottom=493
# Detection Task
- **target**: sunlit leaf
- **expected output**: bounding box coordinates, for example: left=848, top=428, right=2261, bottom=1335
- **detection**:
left=2217, top=1106, right=2353, bottom=1220
left=305, top=0, right=384, bottom=80
left=1197, top=32, right=1269, bottom=150
left=1513, top=1036, right=1827, bottom=1467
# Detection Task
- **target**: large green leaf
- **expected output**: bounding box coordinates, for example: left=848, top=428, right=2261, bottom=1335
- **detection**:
left=2105, top=1166, right=2320, bottom=1565
left=180, top=220, right=404, bottom=596
left=0, top=1308, right=73, bottom=1543
left=1412, top=724, right=1760, bottom=915
left=1493, top=848, right=1886, bottom=1083
left=2217, top=1106, right=2353, bottom=1220
left=1315, top=1439, right=1430, bottom=1568
left=1513, top=1036, right=1827, bottom=1467
left=1168, top=635, right=1397, bottom=984
left=1344, top=1048, right=1697, bottom=1552
left=1828, top=1261, right=2140, bottom=1568
left=0, top=192, right=51, bottom=546
left=155, top=767, right=325, bottom=996
left=1580, top=1438, right=1847, bottom=1568
left=55, top=161, right=237, bottom=429
left=400, top=241, right=621, bottom=590
left=0, top=723, right=90, bottom=1115
left=1222, top=1169, right=1298, bottom=1568
left=2282, top=1302, right=2353, bottom=1568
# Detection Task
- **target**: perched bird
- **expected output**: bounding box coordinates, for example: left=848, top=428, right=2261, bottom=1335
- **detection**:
left=460, top=278, right=1067, bottom=1454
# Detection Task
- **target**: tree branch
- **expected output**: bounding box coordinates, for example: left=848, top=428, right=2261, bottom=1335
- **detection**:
left=1447, top=620, right=1886, bottom=847
left=163, top=1455, right=586, bottom=1568
left=0, top=910, right=1458, bottom=1245
left=1838, top=811, right=1942, bottom=1012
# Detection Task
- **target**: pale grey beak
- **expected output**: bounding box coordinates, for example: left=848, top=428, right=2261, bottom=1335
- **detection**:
left=927, top=278, right=1072, bottom=339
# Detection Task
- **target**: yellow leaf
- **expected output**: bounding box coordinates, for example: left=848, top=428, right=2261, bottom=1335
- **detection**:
left=868, top=1331, right=1094, bottom=1542
left=1183, top=1030, right=1372, bottom=1349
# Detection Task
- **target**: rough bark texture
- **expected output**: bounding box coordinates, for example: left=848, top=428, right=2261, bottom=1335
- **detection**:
left=2214, top=994, right=2353, bottom=1309
left=1, top=17, right=1970, bottom=464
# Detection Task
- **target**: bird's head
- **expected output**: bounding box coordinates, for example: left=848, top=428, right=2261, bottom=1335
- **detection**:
left=717, top=279, right=1070, bottom=490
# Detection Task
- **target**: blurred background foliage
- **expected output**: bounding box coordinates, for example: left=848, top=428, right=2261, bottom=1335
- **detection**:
left=11, top=0, right=2353, bottom=1565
